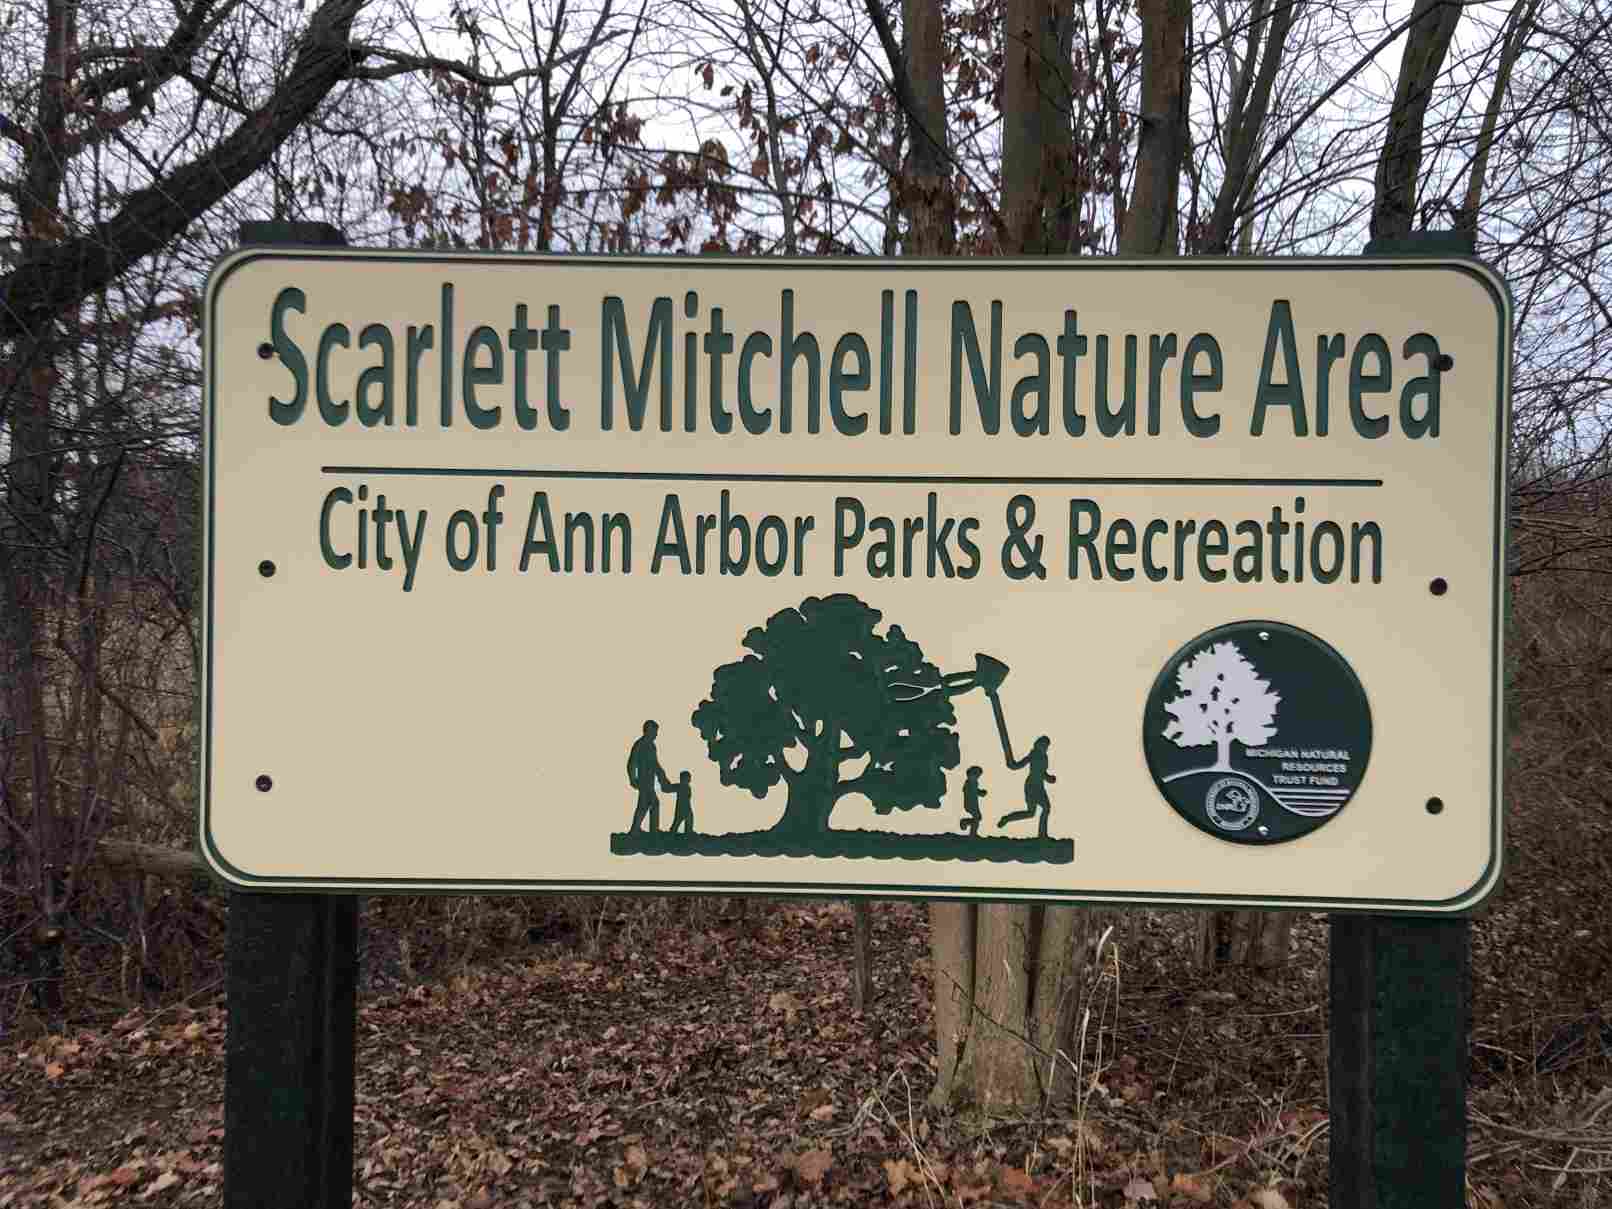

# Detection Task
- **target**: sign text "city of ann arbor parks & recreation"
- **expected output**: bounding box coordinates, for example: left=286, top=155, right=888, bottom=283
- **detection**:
left=201, top=253, right=1509, bottom=912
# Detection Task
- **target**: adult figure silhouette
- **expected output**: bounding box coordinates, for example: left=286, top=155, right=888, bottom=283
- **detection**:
left=627, top=720, right=672, bottom=833
left=997, top=735, right=1056, bottom=839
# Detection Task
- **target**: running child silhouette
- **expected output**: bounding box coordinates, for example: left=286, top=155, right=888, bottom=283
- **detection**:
left=959, top=766, right=986, bottom=837
left=997, top=735, right=1055, bottom=839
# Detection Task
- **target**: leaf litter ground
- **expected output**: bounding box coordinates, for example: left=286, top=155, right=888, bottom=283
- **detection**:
left=5, top=795, right=1612, bottom=1209
left=3, top=901, right=1330, bottom=1208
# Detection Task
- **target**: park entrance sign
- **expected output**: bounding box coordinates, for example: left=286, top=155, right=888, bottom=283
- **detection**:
left=200, top=250, right=1509, bottom=912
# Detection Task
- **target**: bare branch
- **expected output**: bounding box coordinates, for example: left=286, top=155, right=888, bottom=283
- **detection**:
left=1456, top=0, right=1539, bottom=241
left=0, top=0, right=364, bottom=341
left=0, top=109, right=28, bottom=149
left=348, top=31, right=622, bottom=85
left=1203, top=0, right=1298, bottom=252
left=73, top=0, right=241, bottom=107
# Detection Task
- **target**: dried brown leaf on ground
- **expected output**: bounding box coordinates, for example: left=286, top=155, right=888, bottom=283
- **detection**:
left=793, top=1147, right=833, bottom=1186
left=1171, top=1170, right=1213, bottom=1202
left=883, top=1156, right=912, bottom=1194
left=1123, top=1174, right=1158, bottom=1201
left=996, top=1163, right=1036, bottom=1200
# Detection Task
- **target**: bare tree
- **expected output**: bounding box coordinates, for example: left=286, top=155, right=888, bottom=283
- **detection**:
left=0, top=0, right=638, bottom=1018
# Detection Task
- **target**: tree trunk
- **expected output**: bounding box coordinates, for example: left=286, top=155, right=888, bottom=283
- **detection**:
left=930, top=1, right=1196, bottom=1105
left=898, top=0, right=955, bottom=255
left=929, top=901, right=975, bottom=1099
left=1195, top=910, right=1295, bottom=973
left=999, top=0, right=1074, bottom=254
left=961, top=905, right=1041, bottom=1108
left=851, top=901, right=874, bottom=1010
left=881, top=0, right=994, bottom=1114
left=770, top=756, right=836, bottom=835
left=1105, top=0, right=1193, bottom=984
left=4, top=0, right=75, bottom=1029
left=924, top=0, right=1091, bottom=1116
left=1371, top=0, right=1463, bottom=242
left=1119, top=0, right=1192, bottom=257
left=929, top=898, right=1086, bottom=1111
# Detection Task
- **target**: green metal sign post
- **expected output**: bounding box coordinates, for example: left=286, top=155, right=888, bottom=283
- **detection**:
left=1327, top=229, right=1481, bottom=1209
left=225, top=892, right=357, bottom=1209
left=223, top=223, right=359, bottom=1209
left=1330, top=914, right=1470, bottom=1208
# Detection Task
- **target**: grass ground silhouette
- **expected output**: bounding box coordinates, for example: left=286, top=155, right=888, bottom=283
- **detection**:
left=608, top=828, right=1074, bottom=862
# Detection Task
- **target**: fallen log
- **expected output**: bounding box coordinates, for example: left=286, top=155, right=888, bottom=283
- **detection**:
left=96, top=839, right=206, bottom=880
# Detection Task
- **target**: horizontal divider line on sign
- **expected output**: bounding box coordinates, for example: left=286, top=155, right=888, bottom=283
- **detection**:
left=319, top=465, right=1385, bottom=488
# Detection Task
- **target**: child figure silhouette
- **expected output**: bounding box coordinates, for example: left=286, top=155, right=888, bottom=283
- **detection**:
left=959, top=766, right=987, bottom=837
left=668, top=771, right=696, bottom=835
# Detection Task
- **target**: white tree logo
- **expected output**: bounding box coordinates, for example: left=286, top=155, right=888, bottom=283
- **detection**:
left=1162, top=641, right=1280, bottom=771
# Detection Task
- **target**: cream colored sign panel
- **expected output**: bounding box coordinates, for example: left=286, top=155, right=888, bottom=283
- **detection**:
left=201, top=251, right=1509, bottom=911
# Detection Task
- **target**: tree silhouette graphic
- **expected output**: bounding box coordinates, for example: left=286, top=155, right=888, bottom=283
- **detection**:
left=1161, top=641, right=1280, bottom=770
left=691, top=594, right=961, bottom=838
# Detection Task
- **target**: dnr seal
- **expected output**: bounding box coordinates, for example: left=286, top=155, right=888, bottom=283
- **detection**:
left=1204, top=777, right=1260, bottom=831
left=1142, top=621, right=1372, bottom=845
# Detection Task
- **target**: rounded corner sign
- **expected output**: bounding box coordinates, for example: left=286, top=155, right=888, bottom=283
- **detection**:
left=200, top=252, right=1508, bottom=913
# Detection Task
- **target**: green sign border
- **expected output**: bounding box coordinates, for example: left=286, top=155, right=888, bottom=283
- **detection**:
left=198, top=252, right=1511, bottom=914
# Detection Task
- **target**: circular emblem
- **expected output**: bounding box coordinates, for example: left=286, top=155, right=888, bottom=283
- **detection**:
left=1205, top=777, right=1260, bottom=831
left=1142, top=621, right=1371, bottom=845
